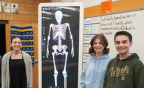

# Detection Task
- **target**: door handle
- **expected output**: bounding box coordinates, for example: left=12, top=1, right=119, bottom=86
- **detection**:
left=32, top=60, right=38, bottom=63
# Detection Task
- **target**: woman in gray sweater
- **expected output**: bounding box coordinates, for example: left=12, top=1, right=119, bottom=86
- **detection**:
left=1, top=37, right=33, bottom=88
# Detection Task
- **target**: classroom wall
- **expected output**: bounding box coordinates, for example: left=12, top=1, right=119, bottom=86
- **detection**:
left=51, top=0, right=117, bottom=8
left=1, top=0, right=50, bottom=52
left=84, top=0, right=144, bottom=17
left=1, top=0, right=50, bottom=88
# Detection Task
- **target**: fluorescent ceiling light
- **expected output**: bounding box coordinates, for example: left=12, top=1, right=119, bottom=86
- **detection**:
left=63, top=14, right=71, bottom=17
left=42, top=17, right=52, bottom=19
left=42, top=11, right=53, bottom=15
left=60, top=7, right=78, bottom=11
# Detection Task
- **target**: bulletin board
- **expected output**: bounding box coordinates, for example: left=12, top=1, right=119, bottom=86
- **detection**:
left=83, top=17, right=100, bottom=67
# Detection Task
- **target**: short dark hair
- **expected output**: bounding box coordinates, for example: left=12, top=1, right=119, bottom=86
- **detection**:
left=11, top=36, right=21, bottom=43
left=89, top=34, right=110, bottom=55
left=114, top=31, right=132, bottom=42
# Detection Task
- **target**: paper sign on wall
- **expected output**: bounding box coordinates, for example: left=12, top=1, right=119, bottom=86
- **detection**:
left=2, top=2, right=10, bottom=13
left=11, top=3, right=18, bottom=13
left=101, top=0, right=112, bottom=14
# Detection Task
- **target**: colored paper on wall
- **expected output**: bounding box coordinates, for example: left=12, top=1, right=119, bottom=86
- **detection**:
left=101, top=0, right=112, bottom=14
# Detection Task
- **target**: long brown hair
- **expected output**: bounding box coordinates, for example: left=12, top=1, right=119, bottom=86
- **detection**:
left=89, top=34, right=110, bottom=55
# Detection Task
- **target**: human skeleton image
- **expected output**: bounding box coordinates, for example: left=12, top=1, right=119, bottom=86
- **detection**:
left=46, top=10, right=74, bottom=88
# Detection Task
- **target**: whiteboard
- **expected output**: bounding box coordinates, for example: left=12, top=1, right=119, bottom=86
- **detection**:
left=84, top=9, right=144, bottom=64
left=100, top=10, right=144, bottom=63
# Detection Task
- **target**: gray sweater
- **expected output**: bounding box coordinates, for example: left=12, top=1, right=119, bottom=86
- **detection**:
left=1, top=51, right=33, bottom=88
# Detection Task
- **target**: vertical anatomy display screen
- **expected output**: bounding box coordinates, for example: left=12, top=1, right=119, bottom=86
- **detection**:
left=41, top=6, right=80, bottom=88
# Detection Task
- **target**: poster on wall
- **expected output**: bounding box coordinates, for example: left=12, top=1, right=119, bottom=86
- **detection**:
left=2, top=2, right=10, bottom=13
left=11, top=3, right=18, bottom=13
left=38, top=3, right=83, bottom=88
left=82, top=17, right=100, bottom=68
